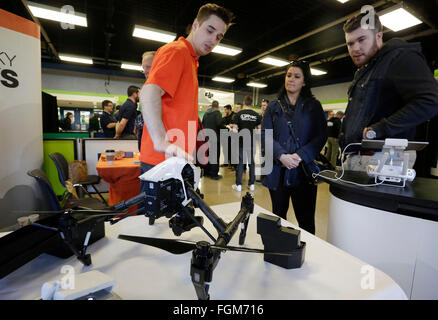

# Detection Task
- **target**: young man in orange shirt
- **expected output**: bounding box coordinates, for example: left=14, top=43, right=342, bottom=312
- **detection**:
left=139, top=3, right=234, bottom=178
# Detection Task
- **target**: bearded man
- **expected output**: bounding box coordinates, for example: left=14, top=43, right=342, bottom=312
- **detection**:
left=339, top=11, right=438, bottom=150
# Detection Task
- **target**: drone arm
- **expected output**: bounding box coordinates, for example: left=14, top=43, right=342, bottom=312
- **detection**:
left=215, top=193, right=254, bottom=247
left=239, top=216, right=250, bottom=245
left=181, top=207, right=216, bottom=242
left=215, top=204, right=249, bottom=247
left=185, top=186, right=227, bottom=234
left=110, top=192, right=146, bottom=211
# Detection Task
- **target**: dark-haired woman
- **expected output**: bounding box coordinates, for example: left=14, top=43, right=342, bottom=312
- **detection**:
left=262, top=61, right=327, bottom=234
left=60, top=112, right=73, bottom=131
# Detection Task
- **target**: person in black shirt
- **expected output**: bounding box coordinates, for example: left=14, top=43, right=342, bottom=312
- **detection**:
left=60, top=112, right=73, bottom=131
left=231, top=96, right=262, bottom=191
left=326, top=110, right=342, bottom=168
left=221, top=104, right=235, bottom=169
left=88, top=113, right=100, bottom=136
left=202, top=100, right=223, bottom=179
left=115, top=85, right=140, bottom=139
left=100, top=100, right=117, bottom=138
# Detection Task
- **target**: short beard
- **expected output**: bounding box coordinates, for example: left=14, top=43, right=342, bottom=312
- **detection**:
left=357, top=37, right=380, bottom=67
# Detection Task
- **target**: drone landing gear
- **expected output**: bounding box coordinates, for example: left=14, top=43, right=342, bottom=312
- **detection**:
left=190, top=241, right=220, bottom=300
left=58, top=213, right=94, bottom=266
left=169, top=207, right=204, bottom=236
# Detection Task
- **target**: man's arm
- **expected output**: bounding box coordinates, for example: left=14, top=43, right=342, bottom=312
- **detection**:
left=140, top=84, right=193, bottom=161
left=114, top=118, right=128, bottom=138
left=368, top=51, right=438, bottom=139
left=106, top=122, right=116, bottom=129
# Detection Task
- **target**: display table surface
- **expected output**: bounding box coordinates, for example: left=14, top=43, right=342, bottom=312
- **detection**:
left=322, top=170, right=438, bottom=222
left=321, top=170, right=438, bottom=299
left=0, top=202, right=407, bottom=300
left=96, top=152, right=140, bottom=209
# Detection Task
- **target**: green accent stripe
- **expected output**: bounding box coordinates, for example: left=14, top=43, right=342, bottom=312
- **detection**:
left=321, top=99, right=348, bottom=104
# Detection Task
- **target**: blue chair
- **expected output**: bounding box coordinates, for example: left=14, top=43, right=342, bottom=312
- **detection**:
left=27, top=169, right=107, bottom=211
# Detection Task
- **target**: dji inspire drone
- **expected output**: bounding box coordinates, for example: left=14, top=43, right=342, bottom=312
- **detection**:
left=4, top=157, right=292, bottom=300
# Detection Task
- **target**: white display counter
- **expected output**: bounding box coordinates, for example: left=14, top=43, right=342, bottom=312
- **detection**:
left=325, top=171, right=438, bottom=299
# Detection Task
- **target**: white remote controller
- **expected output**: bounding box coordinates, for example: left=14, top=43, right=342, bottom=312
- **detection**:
left=41, top=270, right=116, bottom=300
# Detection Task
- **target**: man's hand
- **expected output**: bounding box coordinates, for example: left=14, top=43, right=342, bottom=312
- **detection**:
left=279, top=153, right=302, bottom=169
left=163, top=143, right=194, bottom=163
left=362, top=126, right=374, bottom=139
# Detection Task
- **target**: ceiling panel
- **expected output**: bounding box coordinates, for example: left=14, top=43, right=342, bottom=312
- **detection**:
left=2, top=0, right=437, bottom=94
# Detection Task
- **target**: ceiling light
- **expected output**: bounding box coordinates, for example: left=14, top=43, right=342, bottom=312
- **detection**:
left=212, top=44, right=242, bottom=56
left=121, top=63, right=143, bottom=71
left=310, top=68, right=327, bottom=76
left=212, top=76, right=235, bottom=83
left=133, top=25, right=176, bottom=43
left=259, top=56, right=289, bottom=67
left=59, top=54, right=93, bottom=64
left=378, top=5, right=422, bottom=32
left=247, top=82, right=267, bottom=88
left=337, top=0, right=350, bottom=3
left=27, top=1, right=87, bottom=27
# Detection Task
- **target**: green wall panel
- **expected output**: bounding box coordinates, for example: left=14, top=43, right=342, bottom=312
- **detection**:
left=43, top=140, right=76, bottom=196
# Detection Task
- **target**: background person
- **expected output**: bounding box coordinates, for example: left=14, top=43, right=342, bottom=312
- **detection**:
left=60, top=112, right=73, bottom=131
left=202, top=100, right=223, bottom=179
left=256, top=98, right=269, bottom=183
left=100, top=100, right=117, bottom=138
left=221, top=104, right=235, bottom=169
left=326, top=110, right=342, bottom=168
left=231, top=95, right=262, bottom=192
left=115, top=85, right=140, bottom=139
left=88, top=113, right=100, bottom=136
left=262, top=61, right=327, bottom=235
left=135, top=51, right=156, bottom=150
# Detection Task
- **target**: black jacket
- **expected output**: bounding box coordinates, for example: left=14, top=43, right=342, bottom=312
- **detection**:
left=327, top=117, right=342, bottom=138
left=202, top=107, right=223, bottom=134
left=340, top=38, right=438, bottom=148
left=262, top=96, right=327, bottom=190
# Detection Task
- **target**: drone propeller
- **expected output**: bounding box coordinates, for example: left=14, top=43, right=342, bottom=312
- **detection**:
left=12, top=208, right=121, bottom=217
left=118, top=235, right=293, bottom=256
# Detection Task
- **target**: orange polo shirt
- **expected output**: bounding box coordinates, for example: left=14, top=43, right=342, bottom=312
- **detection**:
left=140, top=37, right=199, bottom=165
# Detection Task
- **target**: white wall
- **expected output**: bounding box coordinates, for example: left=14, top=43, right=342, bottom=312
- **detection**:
left=42, top=68, right=145, bottom=97
left=313, top=82, right=350, bottom=102
left=0, top=13, right=43, bottom=228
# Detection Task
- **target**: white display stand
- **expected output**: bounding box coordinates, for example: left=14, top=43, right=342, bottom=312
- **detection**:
left=327, top=194, right=438, bottom=299
left=0, top=10, right=42, bottom=198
